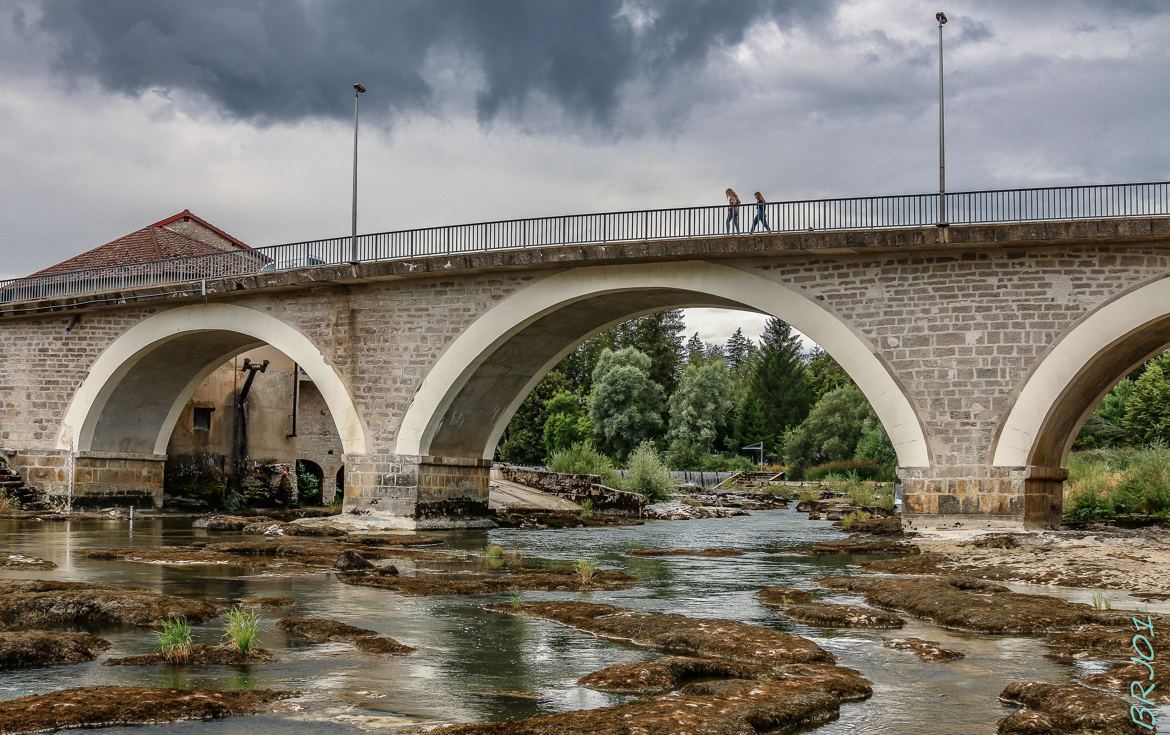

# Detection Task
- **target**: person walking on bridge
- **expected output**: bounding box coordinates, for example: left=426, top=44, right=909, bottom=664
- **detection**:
left=750, top=191, right=772, bottom=233
left=725, top=188, right=741, bottom=233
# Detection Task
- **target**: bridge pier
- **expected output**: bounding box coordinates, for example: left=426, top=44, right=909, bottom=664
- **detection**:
left=900, top=464, right=1066, bottom=530
left=343, top=454, right=492, bottom=529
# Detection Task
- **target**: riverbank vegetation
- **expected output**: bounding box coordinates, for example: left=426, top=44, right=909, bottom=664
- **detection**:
left=497, top=309, right=898, bottom=485
left=1066, top=350, right=1170, bottom=520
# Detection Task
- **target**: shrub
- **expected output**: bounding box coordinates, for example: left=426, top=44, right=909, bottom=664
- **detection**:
left=825, top=474, right=895, bottom=511
left=295, top=463, right=322, bottom=506
left=1090, top=591, right=1112, bottom=611
left=804, top=459, right=891, bottom=482
left=546, top=441, right=621, bottom=488
left=1112, top=444, right=1170, bottom=516
left=484, top=544, right=504, bottom=559
left=156, top=616, right=193, bottom=663
left=222, top=607, right=261, bottom=655
left=622, top=441, right=674, bottom=501
left=840, top=510, right=872, bottom=529
left=579, top=499, right=594, bottom=519
left=574, top=559, right=597, bottom=586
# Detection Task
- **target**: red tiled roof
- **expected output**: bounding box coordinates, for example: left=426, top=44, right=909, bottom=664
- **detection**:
left=30, top=210, right=252, bottom=277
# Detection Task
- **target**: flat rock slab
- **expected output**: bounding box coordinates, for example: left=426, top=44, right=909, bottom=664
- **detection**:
left=757, top=586, right=903, bottom=629
left=104, top=644, right=275, bottom=666
left=998, top=681, right=1145, bottom=734
left=0, top=579, right=218, bottom=629
left=429, top=674, right=869, bottom=735
left=487, top=601, right=833, bottom=666
left=0, top=554, right=56, bottom=570
left=0, top=631, right=110, bottom=670
left=578, top=656, right=774, bottom=694
left=883, top=638, right=965, bottom=662
left=0, top=686, right=294, bottom=734
left=627, top=548, right=745, bottom=558
left=277, top=616, right=414, bottom=655
left=817, top=575, right=1106, bottom=635
left=340, top=568, right=637, bottom=595
left=808, top=539, right=919, bottom=555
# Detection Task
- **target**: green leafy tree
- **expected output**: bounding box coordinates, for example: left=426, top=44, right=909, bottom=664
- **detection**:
left=666, top=361, right=735, bottom=468
left=621, top=309, right=686, bottom=396
left=750, top=318, right=813, bottom=448
left=543, top=391, right=593, bottom=456
left=1123, top=352, right=1170, bottom=445
left=498, top=370, right=571, bottom=465
left=782, top=383, right=884, bottom=476
left=588, top=347, right=665, bottom=460
left=805, top=347, right=852, bottom=402
left=733, top=391, right=768, bottom=451
left=1075, top=378, right=1135, bottom=449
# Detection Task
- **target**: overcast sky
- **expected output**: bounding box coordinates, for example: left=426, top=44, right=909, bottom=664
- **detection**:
left=2, top=0, right=1167, bottom=344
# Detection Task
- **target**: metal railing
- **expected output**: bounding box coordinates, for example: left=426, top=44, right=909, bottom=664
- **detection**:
left=2, top=181, right=1167, bottom=305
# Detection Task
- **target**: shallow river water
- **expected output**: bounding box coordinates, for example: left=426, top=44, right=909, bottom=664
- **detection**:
left=0, top=510, right=1153, bottom=733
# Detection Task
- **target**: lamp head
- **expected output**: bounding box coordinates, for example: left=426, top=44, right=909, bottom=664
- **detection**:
left=936, top=11, right=948, bottom=24
left=354, top=83, right=367, bottom=94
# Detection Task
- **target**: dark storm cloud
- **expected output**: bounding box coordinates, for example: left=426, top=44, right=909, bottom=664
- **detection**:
left=22, top=0, right=838, bottom=127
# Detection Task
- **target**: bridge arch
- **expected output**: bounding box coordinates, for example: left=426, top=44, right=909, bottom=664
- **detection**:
left=396, top=261, right=930, bottom=467
left=59, top=303, right=368, bottom=457
left=992, top=275, right=1170, bottom=469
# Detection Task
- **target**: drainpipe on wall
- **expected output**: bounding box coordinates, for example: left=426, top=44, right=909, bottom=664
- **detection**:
left=288, top=362, right=300, bottom=438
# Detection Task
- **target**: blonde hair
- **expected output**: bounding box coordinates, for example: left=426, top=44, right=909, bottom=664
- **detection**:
left=725, top=188, right=737, bottom=198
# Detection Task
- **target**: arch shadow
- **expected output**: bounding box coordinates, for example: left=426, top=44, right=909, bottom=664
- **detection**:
left=59, top=303, right=368, bottom=457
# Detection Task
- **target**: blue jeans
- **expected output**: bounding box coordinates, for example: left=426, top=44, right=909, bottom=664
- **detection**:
left=726, top=208, right=740, bottom=232
left=751, top=205, right=771, bottom=232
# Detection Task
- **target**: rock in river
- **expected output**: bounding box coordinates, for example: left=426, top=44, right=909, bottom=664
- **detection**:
left=817, top=575, right=1106, bottom=635
left=0, top=631, right=110, bottom=670
left=883, top=638, right=965, bottom=662
left=277, top=616, right=414, bottom=655
left=0, top=686, right=294, bottom=734
left=0, top=579, right=218, bottom=629
left=997, top=681, right=1144, bottom=734
left=756, top=587, right=904, bottom=629
left=333, top=549, right=374, bottom=571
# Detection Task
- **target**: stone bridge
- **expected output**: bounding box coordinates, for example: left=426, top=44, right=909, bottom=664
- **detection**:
left=2, top=192, right=1169, bottom=528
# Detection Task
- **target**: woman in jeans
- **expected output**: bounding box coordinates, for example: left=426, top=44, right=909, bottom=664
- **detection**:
left=725, top=188, right=741, bottom=233
left=751, top=191, right=772, bottom=233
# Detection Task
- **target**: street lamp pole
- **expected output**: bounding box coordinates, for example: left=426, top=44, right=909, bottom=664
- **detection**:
left=936, top=11, right=948, bottom=227
left=350, top=83, right=367, bottom=265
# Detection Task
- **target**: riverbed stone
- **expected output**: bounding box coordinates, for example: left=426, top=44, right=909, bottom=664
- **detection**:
left=0, top=686, right=294, bottom=734
left=0, top=553, right=56, bottom=570
left=341, top=567, right=637, bottom=595
left=883, top=637, right=965, bottom=662
left=0, top=579, right=218, bottom=629
left=0, top=631, right=110, bottom=670
left=817, top=575, right=1105, bottom=634
left=277, top=616, right=414, bottom=655
left=333, top=550, right=374, bottom=571
left=997, top=681, right=1144, bottom=734
left=104, top=644, right=275, bottom=666
left=577, top=656, right=774, bottom=694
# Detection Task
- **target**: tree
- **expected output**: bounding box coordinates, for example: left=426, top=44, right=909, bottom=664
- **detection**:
left=622, top=309, right=685, bottom=396
left=782, top=383, right=883, bottom=474
left=543, top=391, right=592, bottom=456
left=805, top=347, right=852, bottom=402
left=497, top=370, right=571, bottom=465
left=685, top=333, right=707, bottom=366
left=666, top=361, right=735, bottom=467
left=724, top=328, right=754, bottom=372
left=588, top=347, right=665, bottom=460
left=1123, top=352, right=1170, bottom=445
left=750, top=318, right=813, bottom=448
left=732, top=390, right=768, bottom=450
left=1074, top=378, right=1135, bottom=449
left=624, top=440, right=673, bottom=501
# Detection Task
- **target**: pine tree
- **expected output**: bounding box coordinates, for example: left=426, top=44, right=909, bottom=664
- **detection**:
left=724, top=328, right=753, bottom=372
left=805, top=346, right=853, bottom=402
left=622, top=309, right=685, bottom=396
left=750, top=318, right=813, bottom=449
left=686, top=333, right=707, bottom=366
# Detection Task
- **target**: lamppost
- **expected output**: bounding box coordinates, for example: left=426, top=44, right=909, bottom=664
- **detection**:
left=936, top=11, right=948, bottom=227
left=350, top=83, right=367, bottom=265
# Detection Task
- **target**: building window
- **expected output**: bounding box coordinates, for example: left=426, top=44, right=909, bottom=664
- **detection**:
left=193, top=407, right=214, bottom=431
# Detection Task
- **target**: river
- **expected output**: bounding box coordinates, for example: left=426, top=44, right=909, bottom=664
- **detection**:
left=0, top=509, right=1145, bottom=733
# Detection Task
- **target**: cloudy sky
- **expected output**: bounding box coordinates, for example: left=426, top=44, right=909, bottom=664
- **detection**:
left=2, top=0, right=1168, bottom=344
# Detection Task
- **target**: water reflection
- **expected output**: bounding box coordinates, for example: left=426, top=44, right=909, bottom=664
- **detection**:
left=2, top=511, right=1161, bottom=734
